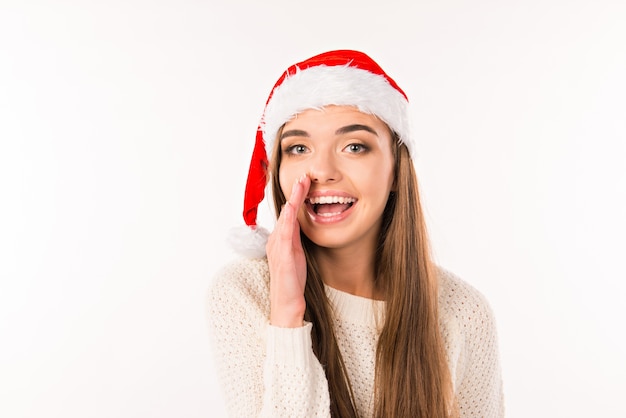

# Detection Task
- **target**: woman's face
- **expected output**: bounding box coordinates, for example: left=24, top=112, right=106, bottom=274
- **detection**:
left=278, top=105, right=395, bottom=252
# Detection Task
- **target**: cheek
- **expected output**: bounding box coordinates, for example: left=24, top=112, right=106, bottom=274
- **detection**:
left=359, top=158, right=394, bottom=191
left=369, top=170, right=395, bottom=206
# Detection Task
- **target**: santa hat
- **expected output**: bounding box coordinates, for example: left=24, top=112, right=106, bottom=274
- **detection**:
left=230, top=49, right=413, bottom=257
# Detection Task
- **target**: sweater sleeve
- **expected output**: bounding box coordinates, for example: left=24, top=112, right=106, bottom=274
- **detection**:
left=456, top=291, right=505, bottom=417
left=206, top=258, right=331, bottom=417
left=438, top=269, right=505, bottom=418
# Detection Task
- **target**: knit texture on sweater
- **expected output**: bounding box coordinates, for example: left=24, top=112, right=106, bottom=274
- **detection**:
left=206, top=257, right=504, bottom=417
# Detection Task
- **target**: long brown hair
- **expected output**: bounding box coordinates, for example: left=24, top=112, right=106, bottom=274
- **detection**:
left=270, top=126, right=456, bottom=417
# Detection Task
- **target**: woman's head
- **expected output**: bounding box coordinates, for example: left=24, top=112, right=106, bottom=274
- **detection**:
left=235, top=50, right=416, bottom=257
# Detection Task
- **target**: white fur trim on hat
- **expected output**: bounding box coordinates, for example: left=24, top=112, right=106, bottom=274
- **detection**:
left=261, top=64, right=414, bottom=158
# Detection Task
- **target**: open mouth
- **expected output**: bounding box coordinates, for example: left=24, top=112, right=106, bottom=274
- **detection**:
left=306, top=196, right=357, bottom=217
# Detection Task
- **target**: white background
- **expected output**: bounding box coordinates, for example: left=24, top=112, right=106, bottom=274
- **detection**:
left=1, top=1, right=625, bottom=417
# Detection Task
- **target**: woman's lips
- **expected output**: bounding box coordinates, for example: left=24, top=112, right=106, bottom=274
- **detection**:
left=304, top=193, right=358, bottom=224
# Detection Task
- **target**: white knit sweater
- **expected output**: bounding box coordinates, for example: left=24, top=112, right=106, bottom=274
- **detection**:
left=206, top=257, right=504, bottom=417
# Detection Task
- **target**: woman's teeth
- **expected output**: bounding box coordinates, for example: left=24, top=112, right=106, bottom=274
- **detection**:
left=308, top=196, right=356, bottom=204
left=307, top=196, right=356, bottom=217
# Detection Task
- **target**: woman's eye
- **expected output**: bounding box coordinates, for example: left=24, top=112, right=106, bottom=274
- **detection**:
left=284, top=144, right=309, bottom=155
left=345, top=143, right=368, bottom=153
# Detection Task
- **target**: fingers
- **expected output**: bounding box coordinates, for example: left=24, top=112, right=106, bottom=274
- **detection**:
left=274, top=174, right=310, bottom=243
left=287, top=174, right=311, bottom=212
left=266, top=176, right=310, bottom=328
left=277, top=201, right=295, bottom=241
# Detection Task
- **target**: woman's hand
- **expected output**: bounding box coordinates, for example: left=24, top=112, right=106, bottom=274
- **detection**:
left=266, top=175, right=311, bottom=328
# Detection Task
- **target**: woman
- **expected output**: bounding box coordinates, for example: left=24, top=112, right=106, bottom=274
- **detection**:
left=207, top=50, right=504, bottom=417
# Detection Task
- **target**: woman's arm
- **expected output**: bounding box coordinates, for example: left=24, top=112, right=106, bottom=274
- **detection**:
left=455, top=284, right=505, bottom=417
left=437, top=268, right=505, bottom=417
left=207, top=258, right=331, bottom=417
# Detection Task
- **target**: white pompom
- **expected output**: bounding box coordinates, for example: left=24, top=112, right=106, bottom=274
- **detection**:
left=227, top=225, right=270, bottom=258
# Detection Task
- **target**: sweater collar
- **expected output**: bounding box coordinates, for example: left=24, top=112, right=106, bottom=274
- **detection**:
left=324, top=284, right=385, bottom=330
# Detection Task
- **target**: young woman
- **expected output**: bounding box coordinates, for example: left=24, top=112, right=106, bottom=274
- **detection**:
left=207, top=50, right=504, bottom=417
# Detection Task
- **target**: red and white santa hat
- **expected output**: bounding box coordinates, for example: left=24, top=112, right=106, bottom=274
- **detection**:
left=231, top=49, right=413, bottom=257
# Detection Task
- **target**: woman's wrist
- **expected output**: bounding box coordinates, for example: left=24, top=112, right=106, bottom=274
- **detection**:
left=270, top=303, right=306, bottom=328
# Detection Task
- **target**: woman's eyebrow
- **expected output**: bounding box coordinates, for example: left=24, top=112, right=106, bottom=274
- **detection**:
left=280, top=129, right=309, bottom=140
left=335, top=124, right=378, bottom=136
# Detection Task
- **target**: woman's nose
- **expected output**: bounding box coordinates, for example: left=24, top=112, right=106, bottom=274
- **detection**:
left=308, top=152, right=341, bottom=184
